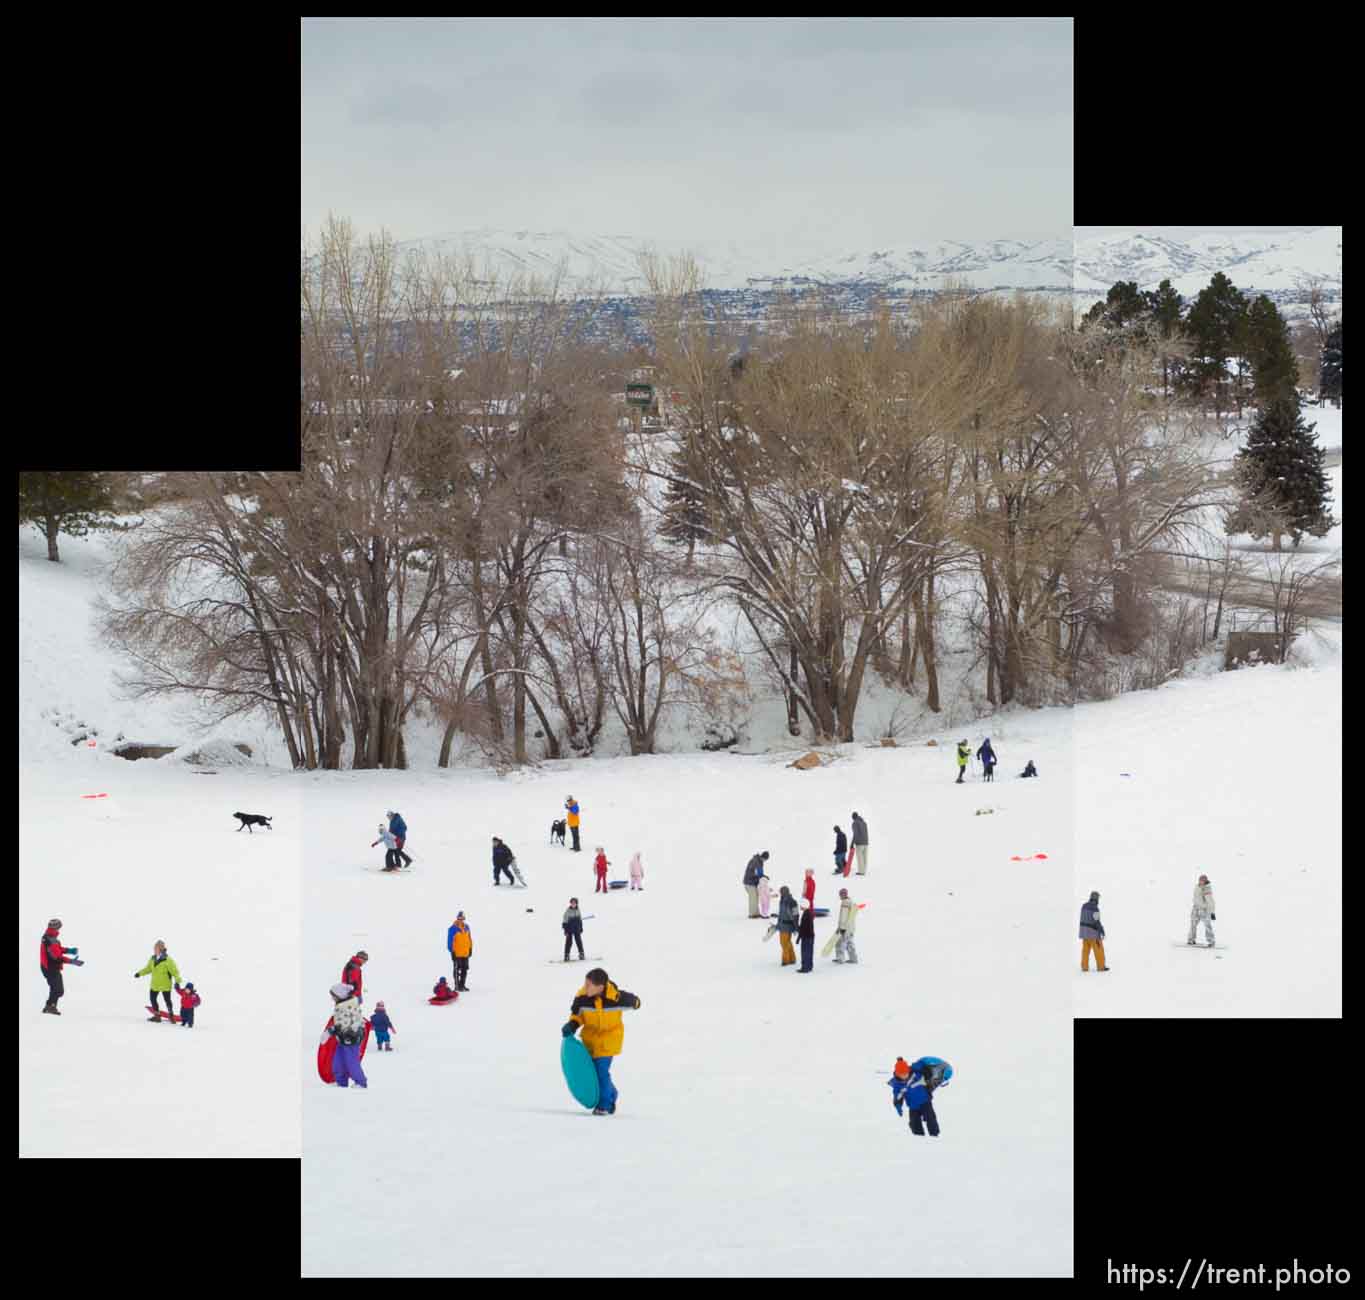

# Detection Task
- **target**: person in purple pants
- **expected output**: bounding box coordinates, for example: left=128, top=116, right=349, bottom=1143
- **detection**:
left=328, top=982, right=368, bottom=1088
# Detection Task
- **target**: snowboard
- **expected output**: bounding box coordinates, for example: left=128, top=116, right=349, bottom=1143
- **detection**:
left=813, top=907, right=830, bottom=917
left=560, top=1036, right=600, bottom=1109
left=1172, top=942, right=1229, bottom=950
left=608, top=880, right=628, bottom=890
left=551, top=956, right=603, bottom=963
left=428, top=994, right=460, bottom=1005
left=762, top=924, right=778, bottom=942
left=146, top=1005, right=182, bottom=1023
left=317, top=1015, right=372, bottom=1083
left=509, top=862, right=528, bottom=886
left=820, top=933, right=839, bottom=958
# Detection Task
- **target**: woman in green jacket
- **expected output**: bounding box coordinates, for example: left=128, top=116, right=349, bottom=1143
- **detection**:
left=136, top=940, right=183, bottom=1021
left=955, top=740, right=971, bottom=783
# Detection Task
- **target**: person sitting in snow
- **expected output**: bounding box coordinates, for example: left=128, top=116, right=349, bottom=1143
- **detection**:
left=431, top=976, right=458, bottom=1003
left=1019, top=759, right=1038, bottom=779
left=370, top=1000, right=396, bottom=1049
left=174, top=981, right=201, bottom=1028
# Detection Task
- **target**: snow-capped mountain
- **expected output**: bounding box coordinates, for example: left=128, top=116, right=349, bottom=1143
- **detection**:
left=393, top=228, right=1075, bottom=296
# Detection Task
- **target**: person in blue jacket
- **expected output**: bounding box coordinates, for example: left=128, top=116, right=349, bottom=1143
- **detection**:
left=975, top=738, right=997, bottom=783
left=887, top=1055, right=952, bottom=1137
left=370, top=1000, right=396, bottom=1051
left=386, top=810, right=413, bottom=867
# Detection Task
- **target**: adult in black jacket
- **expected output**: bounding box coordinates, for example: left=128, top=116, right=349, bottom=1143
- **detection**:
left=562, top=897, right=586, bottom=961
left=743, top=851, right=769, bottom=918
left=1020, top=759, right=1038, bottom=779
left=832, top=825, right=848, bottom=875
left=797, top=901, right=816, bottom=973
left=492, top=836, right=516, bottom=886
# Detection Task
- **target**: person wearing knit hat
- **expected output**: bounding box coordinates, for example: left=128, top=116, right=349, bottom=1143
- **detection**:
left=431, top=976, right=458, bottom=1003
left=564, top=795, right=582, bottom=852
left=370, top=1000, right=396, bottom=1051
left=326, top=982, right=368, bottom=1087
left=174, top=979, right=201, bottom=1028
left=1079, top=891, right=1108, bottom=972
left=797, top=900, right=816, bottom=972
left=775, top=885, right=799, bottom=967
left=743, top=850, right=769, bottom=918
left=956, top=739, right=971, bottom=783
left=39, top=917, right=83, bottom=1015
left=832, top=824, right=848, bottom=876
left=833, top=888, right=859, bottom=965
left=341, top=950, right=368, bottom=1004
left=802, top=868, right=816, bottom=911
left=888, top=1056, right=951, bottom=1136
left=447, top=911, right=473, bottom=990
left=1187, top=874, right=1216, bottom=948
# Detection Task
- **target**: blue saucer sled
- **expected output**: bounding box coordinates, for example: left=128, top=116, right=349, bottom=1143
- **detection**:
left=560, top=1037, right=600, bottom=1109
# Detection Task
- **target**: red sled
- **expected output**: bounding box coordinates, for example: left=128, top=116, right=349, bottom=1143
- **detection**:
left=146, top=1005, right=182, bottom=1023
left=428, top=993, right=460, bottom=1005
left=317, top=1014, right=372, bottom=1083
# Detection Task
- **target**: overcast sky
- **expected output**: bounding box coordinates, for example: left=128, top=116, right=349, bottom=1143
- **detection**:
left=302, top=17, right=1072, bottom=249
left=1074, top=227, right=1329, bottom=239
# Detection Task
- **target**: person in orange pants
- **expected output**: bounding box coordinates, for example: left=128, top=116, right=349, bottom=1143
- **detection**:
left=1079, top=890, right=1110, bottom=971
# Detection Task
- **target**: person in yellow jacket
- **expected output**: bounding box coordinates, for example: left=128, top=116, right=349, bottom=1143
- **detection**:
left=955, top=740, right=971, bottom=783
left=135, top=939, right=183, bottom=1021
left=565, top=795, right=582, bottom=852
left=561, top=968, right=641, bottom=1115
left=447, top=911, right=473, bottom=991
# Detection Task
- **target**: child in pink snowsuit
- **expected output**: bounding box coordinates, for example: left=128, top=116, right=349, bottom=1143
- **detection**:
left=757, top=873, right=772, bottom=918
left=594, top=848, right=610, bottom=893
left=628, top=851, right=644, bottom=890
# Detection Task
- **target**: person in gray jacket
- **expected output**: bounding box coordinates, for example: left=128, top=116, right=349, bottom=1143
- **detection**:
left=776, top=886, right=799, bottom=966
left=1079, top=890, right=1109, bottom=972
left=850, top=811, right=869, bottom=875
left=562, top=897, right=586, bottom=961
left=743, top=851, right=769, bottom=918
left=1187, top=874, right=1216, bottom=947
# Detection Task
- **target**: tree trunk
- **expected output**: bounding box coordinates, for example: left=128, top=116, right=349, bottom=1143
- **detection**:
left=787, top=644, right=800, bottom=736
left=45, top=518, right=60, bottom=562
left=916, top=573, right=940, bottom=713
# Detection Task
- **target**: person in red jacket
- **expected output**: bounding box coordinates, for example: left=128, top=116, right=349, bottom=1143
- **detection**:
left=594, top=847, right=610, bottom=894
left=39, top=917, right=83, bottom=1015
left=342, top=951, right=368, bottom=1004
left=175, top=982, right=201, bottom=1028
left=803, top=868, right=816, bottom=911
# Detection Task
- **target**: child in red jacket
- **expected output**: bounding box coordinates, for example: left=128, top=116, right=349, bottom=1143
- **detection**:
left=594, top=847, right=610, bottom=893
left=175, top=981, right=201, bottom=1028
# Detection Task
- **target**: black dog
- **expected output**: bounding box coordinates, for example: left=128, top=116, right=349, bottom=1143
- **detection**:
left=233, top=812, right=273, bottom=833
left=550, top=819, right=566, bottom=846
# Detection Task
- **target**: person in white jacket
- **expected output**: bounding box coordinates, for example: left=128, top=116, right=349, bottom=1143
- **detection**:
left=833, top=887, right=859, bottom=964
left=1187, top=874, right=1216, bottom=947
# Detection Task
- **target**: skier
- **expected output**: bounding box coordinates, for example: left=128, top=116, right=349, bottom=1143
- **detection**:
left=371, top=822, right=401, bottom=871
left=370, top=1000, right=396, bottom=1050
left=743, top=850, right=769, bottom=918
left=1187, top=874, right=1216, bottom=948
left=174, top=982, right=200, bottom=1028
left=1019, top=759, right=1038, bottom=779
left=802, top=867, right=816, bottom=912
left=776, top=886, right=799, bottom=967
left=593, top=846, right=610, bottom=894
left=447, top=911, right=473, bottom=990
left=491, top=836, right=516, bottom=887
left=1079, top=891, right=1109, bottom=972
left=565, top=795, right=582, bottom=852
left=386, top=811, right=413, bottom=867
left=39, top=917, right=83, bottom=1015
left=327, top=982, right=368, bottom=1087
left=136, top=940, right=184, bottom=1021
left=562, top=897, right=587, bottom=961
left=757, top=869, right=772, bottom=918
left=955, top=739, right=971, bottom=783
left=342, top=950, right=368, bottom=1004
left=833, top=887, right=859, bottom=965
left=888, top=1056, right=951, bottom=1137
left=797, top=900, right=816, bottom=973
left=628, top=850, right=644, bottom=891
left=832, top=824, right=848, bottom=875
left=561, top=967, right=642, bottom=1116
left=431, top=976, right=458, bottom=1003
left=850, top=810, right=869, bottom=875
left=976, top=737, right=998, bottom=783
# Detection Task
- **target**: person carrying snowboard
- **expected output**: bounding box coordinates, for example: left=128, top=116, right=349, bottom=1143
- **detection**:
left=561, top=967, right=642, bottom=1115
left=1187, top=874, right=1216, bottom=948
left=562, top=897, right=587, bottom=961
left=492, top=836, right=516, bottom=887
left=447, top=911, right=473, bottom=990
left=371, top=823, right=401, bottom=871
left=370, top=1000, right=396, bottom=1050
left=39, top=917, right=83, bottom=1015
left=743, top=851, right=769, bottom=918
left=386, top=811, right=413, bottom=867
left=850, top=811, right=869, bottom=875
left=1019, top=759, right=1038, bottom=779
left=342, top=950, right=368, bottom=1004
left=776, top=885, right=799, bottom=967
left=1079, top=891, right=1109, bottom=972
left=593, top=846, right=610, bottom=894
left=976, top=737, right=998, bottom=783
left=327, top=982, right=368, bottom=1087
left=628, top=850, right=644, bottom=891
left=833, top=887, right=859, bottom=964
left=832, top=824, right=848, bottom=875
left=565, top=795, right=582, bottom=852
left=797, top=900, right=816, bottom=973
left=136, top=939, right=183, bottom=1021
left=174, top=981, right=200, bottom=1028
left=955, top=739, right=971, bottom=783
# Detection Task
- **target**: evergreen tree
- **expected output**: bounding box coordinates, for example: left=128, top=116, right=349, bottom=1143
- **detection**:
left=1142, top=278, right=1185, bottom=397
left=18, top=471, right=126, bottom=563
left=1081, top=280, right=1149, bottom=333
left=658, top=447, right=713, bottom=566
left=1181, top=272, right=1248, bottom=416
left=1243, top=294, right=1299, bottom=406
left=1225, top=397, right=1336, bottom=550
left=1319, top=320, right=1342, bottom=407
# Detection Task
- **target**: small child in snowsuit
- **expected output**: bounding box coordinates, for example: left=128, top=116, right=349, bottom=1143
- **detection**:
left=431, top=977, right=458, bottom=1003
left=174, top=981, right=201, bottom=1028
left=372, top=824, right=400, bottom=871
left=594, top=848, right=610, bottom=893
left=1020, top=759, right=1038, bottom=778
left=628, top=851, right=644, bottom=890
left=370, top=1000, right=396, bottom=1050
